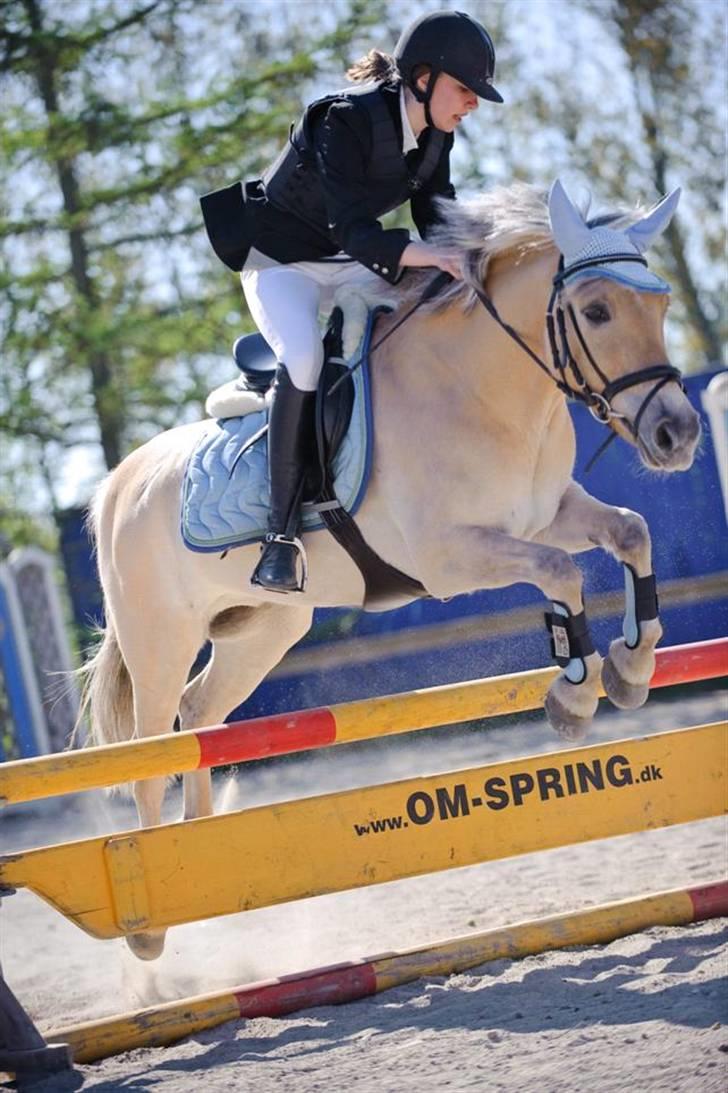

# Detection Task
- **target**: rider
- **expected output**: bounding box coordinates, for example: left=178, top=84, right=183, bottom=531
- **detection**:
left=201, top=10, right=504, bottom=593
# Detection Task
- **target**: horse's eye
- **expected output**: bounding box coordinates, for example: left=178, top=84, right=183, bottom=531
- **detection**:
left=583, top=303, right=611, bottom=325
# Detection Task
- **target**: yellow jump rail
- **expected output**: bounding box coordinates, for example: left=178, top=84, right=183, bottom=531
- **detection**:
left=1, top=637, right=726, bottom=807
left=1, top=722, right=725, bottom=941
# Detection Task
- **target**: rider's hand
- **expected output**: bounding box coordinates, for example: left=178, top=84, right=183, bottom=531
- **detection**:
left=433, top=251, right=465, bottom=280
left=399, top=241, right=465, bottom=280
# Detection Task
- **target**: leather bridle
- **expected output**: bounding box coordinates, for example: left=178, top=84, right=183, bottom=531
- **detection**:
left=330, top=253, right=684, bottom=469
left=471, top=252, right=684, bottom=459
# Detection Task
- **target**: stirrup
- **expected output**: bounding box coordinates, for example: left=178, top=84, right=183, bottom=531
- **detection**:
left=252, top=533, right=309, bottom=593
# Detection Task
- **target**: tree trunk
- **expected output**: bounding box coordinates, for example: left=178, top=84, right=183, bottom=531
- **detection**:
left=24, top=0, right=124, bottom=468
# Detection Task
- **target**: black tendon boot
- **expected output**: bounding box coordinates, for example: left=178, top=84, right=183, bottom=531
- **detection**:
left=251, top=365, right=315, bottom=593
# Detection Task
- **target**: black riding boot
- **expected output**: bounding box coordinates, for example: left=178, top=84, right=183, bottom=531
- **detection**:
left=251, top=365, right=315, bottom=593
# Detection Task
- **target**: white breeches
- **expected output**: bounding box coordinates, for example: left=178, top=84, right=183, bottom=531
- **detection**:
left=241, top=252, right=380, bottom=391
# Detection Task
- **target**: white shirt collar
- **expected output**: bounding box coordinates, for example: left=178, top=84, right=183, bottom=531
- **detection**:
left=399, top=86, right=419, bottom=154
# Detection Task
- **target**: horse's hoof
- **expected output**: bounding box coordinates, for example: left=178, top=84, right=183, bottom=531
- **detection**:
left=126, top=930, right=166, bottom=961
left=544, top=690, right=591, bottom=742
left=602, top=654, right=649, bottom=710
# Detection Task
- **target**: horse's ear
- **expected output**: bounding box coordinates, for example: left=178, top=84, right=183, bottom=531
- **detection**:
left=626, top=188, right=681, bottom=253
left=548, top=179, right=591, bottom=255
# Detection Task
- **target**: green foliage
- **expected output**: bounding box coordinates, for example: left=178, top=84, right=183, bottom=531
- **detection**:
left=0, top=0, right=363, bottom=537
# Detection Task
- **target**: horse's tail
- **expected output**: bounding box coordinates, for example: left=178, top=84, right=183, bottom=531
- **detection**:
left=75, top=619, right=135, bottom=749
left=74, top=474, right=135, bottom=751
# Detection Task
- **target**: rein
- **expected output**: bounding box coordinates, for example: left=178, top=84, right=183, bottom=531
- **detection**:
left=470, top=253, right=683, bottom=468
left=331, top=254, right=682, bottom=472
left=326, top=270, right=453, bottom=396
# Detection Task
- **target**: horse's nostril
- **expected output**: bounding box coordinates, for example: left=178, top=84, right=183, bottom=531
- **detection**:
left=656, top=422, right=674, bottom=452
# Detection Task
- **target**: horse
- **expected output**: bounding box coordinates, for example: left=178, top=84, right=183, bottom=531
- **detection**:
left=80, top=179, right=701, bottom=959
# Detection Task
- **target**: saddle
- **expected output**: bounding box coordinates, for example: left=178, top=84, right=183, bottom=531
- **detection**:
left=230, top=307, right=428, bottom=608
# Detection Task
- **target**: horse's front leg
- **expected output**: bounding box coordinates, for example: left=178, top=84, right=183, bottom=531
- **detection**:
left=535, top=481, right=662, bottom=711
left=412, top=528, right=602, bottom=740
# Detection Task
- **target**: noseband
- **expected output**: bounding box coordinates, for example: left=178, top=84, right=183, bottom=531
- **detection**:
left=472, top=252, right=684, bottom=457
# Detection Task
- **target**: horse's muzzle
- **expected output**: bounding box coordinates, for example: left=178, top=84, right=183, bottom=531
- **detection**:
left=636, top=394, right=702, bottom=472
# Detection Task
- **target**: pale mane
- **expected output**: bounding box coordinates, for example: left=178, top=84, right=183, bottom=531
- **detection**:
left=398, top=180, right=635, bottom=313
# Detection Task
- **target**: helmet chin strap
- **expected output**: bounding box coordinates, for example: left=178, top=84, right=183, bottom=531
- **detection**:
left=411, top=69, right=439, bottom=130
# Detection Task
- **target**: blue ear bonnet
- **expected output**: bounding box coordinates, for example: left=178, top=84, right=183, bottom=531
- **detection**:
left=558, top=224, right=671, bottom=294
left=548, top=181, right=679, bottom=296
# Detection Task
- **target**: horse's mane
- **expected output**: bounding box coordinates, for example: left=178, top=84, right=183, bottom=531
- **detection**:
left=399, top=180, right=634, bottom=313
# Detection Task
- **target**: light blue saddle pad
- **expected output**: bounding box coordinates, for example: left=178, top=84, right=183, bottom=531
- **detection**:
left=181, top=312, right=379, bottom=553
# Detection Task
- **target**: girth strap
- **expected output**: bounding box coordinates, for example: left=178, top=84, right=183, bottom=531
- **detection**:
left=318, top=492, right=429, bottom=608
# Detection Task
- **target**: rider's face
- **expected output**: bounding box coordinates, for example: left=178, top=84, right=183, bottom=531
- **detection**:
left=417, top=71, right=479, bottom=132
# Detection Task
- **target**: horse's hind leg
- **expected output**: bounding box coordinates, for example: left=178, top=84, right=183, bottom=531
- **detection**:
left=179, top=603, right=313, bottom=822
left=110, top=598, right=205, bottom=960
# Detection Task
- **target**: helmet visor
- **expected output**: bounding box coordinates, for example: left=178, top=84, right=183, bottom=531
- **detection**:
left=475, top=77, right=504, bottom=103
left=447, top=69, right=503, bottom=103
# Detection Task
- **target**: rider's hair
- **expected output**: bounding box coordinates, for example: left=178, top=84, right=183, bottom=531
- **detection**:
left=346, top=49, right=398, bottom=83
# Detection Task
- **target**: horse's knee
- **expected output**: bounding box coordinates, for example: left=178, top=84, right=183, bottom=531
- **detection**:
left=610, top=509, right=650, bottom=564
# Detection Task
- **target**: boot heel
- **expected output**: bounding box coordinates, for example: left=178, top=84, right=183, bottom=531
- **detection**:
left=251, top=534, right=308, bottom=593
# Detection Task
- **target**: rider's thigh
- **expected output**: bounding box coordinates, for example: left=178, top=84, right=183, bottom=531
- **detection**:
left=242, top=265, right=323, bottom=391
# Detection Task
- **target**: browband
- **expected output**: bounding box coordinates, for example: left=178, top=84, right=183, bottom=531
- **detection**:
left=553, top=253, right=648, bottom=287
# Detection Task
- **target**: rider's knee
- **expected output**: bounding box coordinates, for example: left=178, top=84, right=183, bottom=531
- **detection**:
left=280, top=337, right=324, bottom=390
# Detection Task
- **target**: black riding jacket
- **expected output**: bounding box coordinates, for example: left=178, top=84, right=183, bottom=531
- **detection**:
left=200, top=80, right=456, bottom=284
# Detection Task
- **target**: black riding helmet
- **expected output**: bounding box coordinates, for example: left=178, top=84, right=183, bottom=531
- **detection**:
left=394, top=10, right=503, bottom=129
